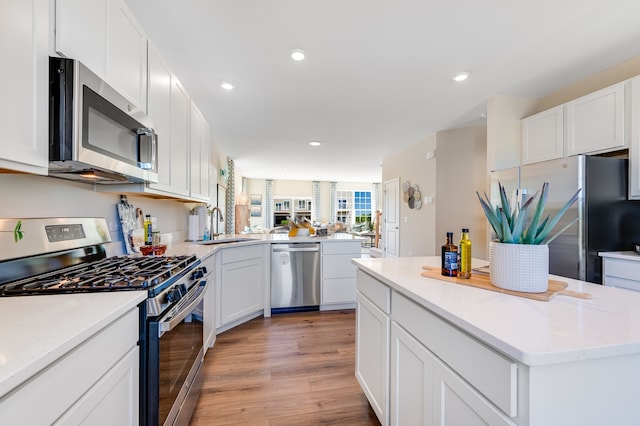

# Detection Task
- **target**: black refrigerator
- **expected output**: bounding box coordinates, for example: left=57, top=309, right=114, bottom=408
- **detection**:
left=491, top=155, right=640, bottom=284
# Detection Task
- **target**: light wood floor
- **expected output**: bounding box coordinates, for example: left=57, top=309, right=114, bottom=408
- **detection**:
left=190, top=309, right=381, bottom=426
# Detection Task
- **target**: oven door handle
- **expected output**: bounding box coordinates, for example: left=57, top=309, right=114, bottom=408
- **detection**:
left=159, top=280, right=206, bottom=335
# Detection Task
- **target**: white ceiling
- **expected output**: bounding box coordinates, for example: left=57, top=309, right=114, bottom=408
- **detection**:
left=125, top=0, right=640, bottom=183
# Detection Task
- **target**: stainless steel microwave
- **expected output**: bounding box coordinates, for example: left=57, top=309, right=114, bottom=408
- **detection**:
left=49, top=56, right=158, bottom=184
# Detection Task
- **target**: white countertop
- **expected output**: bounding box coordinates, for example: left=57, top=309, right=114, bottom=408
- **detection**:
left=0, top=291, right=146, bottom=399
left=599, top=250, right=640, bottom=261
left=353, top=256, right=640, bottom=366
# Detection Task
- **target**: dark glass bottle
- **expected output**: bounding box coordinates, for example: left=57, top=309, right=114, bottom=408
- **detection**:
left=441, top=232, right=458, bottom=277
left=458, top=228, right=472, bottom=279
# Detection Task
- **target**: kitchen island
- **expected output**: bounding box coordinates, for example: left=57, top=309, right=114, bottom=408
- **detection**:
left=353, top=256, right=640, bottom=426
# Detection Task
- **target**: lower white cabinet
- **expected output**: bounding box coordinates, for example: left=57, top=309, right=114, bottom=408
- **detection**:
left=321, top=241, right=361, bottom=307
left=601, top=254, right=640, bottom=292
left=216, top=245, right=266, bottom=331
left=0, top=308, right=139, bottom=425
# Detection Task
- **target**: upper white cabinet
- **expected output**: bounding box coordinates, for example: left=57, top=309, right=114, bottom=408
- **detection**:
left=0, top=0, right=49, bottom=175
left=56, top=0, right=148, bottom=110
left=146, top=42, right=189, bottom=197
left=521, top=105, right=564, bottom=165
left=629, top=76, right=640, bottom=199
left=189, top=102, right=211, bottom=202
left=566, top=81, right=626, bottom=156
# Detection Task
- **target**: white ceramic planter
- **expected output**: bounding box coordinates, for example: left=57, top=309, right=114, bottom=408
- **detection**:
left=489, top=241, right=549, bottom=293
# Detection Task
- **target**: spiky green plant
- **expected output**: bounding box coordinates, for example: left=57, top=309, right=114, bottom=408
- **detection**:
left=476, top=182, right=580, bottom=245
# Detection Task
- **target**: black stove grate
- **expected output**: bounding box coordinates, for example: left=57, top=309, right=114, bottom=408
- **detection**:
left=0, top=254, right=198, bottom=296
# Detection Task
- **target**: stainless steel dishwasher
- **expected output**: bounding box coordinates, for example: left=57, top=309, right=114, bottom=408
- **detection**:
left=271, top=242, right=321, bottom=312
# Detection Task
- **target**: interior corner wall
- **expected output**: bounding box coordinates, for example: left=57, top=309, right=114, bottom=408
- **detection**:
left=382, top=133, right=437, bottom=257
left=435, top=126, right=488, bottom=260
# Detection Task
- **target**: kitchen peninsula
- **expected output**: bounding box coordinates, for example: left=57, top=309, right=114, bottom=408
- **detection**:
left=353, top=256, right=640, bottom=426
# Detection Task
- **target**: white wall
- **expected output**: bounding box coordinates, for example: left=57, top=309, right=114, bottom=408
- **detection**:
left=382, top=134, right=437, bottom=256
left=0, top=174, right=192, bottom=254
left=435, top=126, right=488, bottom=260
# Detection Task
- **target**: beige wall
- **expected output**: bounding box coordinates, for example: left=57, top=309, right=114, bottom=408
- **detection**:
left=435, top=126, right=488, bottom=260
left=383, top=134, right=437, bottom=256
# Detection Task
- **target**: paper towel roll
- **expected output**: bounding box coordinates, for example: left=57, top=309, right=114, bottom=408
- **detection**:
left=188, top=215, right=199, bottom=241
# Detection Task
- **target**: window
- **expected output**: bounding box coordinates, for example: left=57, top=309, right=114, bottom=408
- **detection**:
left=336, top=190, right=373, bottom=227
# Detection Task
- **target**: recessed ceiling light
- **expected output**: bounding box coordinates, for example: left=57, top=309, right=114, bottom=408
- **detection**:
left=221, top=81, right=234, bottom=90
left=309, top=141, right=321, bottom=147
left=291, top=49, right=305, bottom=61
left=452, top=72, right=469, bottom=82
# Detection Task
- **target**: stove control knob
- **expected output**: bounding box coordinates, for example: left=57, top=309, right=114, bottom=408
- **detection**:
left=192, top=268, right=205, bottom=280
left=166, top=287, right=183, bottom=303
left=177, top=283, right=187, bottom=296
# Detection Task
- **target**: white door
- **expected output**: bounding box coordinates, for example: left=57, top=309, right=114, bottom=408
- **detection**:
left=384, top=178, right=400, bottom=257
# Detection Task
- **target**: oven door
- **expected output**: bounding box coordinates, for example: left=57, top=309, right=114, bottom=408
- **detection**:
left=146, top=279, right=206, bottom=426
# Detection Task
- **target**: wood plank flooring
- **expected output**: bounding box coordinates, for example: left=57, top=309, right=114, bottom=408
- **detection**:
left=190, top=309, right=381, bottom=426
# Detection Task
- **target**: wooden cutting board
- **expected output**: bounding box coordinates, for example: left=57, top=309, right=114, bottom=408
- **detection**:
left=420, top=266, right=591, bottom=301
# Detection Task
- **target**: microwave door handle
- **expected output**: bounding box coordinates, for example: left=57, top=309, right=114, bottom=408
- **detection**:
left=137, top=127, right=156, bottom=170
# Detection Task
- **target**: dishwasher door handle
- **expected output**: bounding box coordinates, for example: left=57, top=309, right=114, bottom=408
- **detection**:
left=272, top=247, right=319, bottom=253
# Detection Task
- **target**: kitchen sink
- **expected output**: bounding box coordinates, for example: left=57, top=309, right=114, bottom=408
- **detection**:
left=195, top=237, right=254, bottom=245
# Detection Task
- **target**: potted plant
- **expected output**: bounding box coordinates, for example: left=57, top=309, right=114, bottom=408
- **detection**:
left=476, top=182, right=580, bottom=292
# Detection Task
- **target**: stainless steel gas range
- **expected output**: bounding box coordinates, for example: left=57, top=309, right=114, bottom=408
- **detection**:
left=0, top=218, right=207, bottom=426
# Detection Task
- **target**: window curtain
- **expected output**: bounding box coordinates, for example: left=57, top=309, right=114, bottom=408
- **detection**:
left=265, top=180, right=274, bottom=228
left=329, top=181, right=337, bottom=223
left=226, top=158, right=235, bottom=234
left=312, top=181, right=320, bottom=223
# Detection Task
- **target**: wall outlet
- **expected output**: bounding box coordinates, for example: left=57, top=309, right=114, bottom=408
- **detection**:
left=404, top=217, right=408, bottom=223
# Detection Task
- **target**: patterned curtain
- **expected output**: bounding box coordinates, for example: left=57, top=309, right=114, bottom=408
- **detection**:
left=312, top=181, right=320, bottom=223
left=265, top=180, right=274, bottom=228
left=329, top=181, right=337, bottom=223
left=226, top=158, right=235, bottom=234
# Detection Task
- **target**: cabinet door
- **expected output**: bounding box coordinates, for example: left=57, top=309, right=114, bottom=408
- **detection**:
left=630, top=76, right=640, bottom=199
left=322, top=278, right=356, bottom=304
left=566, top=82, right=626, bottom=156
left=147, top=42, right=172, bottom=191
left=433, top=357, right=515, bottom=426
left=521, top=105, right=564, bottom=164
left=0, top=0, right=49, bottom=174
left=169, top=78, right=190, bottom=196
left=355, top=292, right=389, bottom=425
left=390, top=323, right=433, bottom=426
left=106, top=0, right=147, bottom=109
left=189, top=102, right=211, bottom=202
left=54, top=347, right=139, bottom=426
left=217, top=257, right=264, bottom=327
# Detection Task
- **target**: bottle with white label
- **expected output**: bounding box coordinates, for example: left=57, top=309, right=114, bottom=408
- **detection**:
left=441, top=232, right=458, bottom=277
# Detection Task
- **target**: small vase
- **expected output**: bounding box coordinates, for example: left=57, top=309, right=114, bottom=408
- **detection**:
left=489, top=242, right=549, bottom=293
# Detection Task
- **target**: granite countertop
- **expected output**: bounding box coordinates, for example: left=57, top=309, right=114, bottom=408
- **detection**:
left=0, top=291, right=146, bottom=399
left=353, top=256, right=640, bottom=367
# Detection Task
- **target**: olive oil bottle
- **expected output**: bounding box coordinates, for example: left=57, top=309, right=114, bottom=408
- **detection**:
left=458, top=228, right=472, bottom=279
left=441, top=232, right=458, bottom=277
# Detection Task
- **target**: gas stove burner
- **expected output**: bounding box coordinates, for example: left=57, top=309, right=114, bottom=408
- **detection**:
left=0, top=253, right=199, bottom=297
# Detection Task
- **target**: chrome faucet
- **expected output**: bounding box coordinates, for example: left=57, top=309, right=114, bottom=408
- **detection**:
left=210, top=206, right=224, bottom=238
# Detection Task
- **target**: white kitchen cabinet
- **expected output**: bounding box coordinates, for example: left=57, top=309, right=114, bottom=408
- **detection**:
left=320, top=241, right=361, bottom=308
left=146, top=42, right=190, bottom=197
left=189, top=101, right=212, bottom=202
left=201, top=253, right=217, bottom=351
left=390, top=322, right=432, bottom=426
left=566, top=81, right=626, bottom=156
left=601, top=253, right=640, bottom=292
left=521, top=105, right=564, bottom=165
left=0, top=0, right=49, bottom=175
left=216, top=244, right=266, bottom=332
left=56, top=0, right=147, bottom=109
left=355, top=271, right=390, bottom=425
left=629, top=76, right=640, bottom=199
left=0, top=308, right=139, bottom=425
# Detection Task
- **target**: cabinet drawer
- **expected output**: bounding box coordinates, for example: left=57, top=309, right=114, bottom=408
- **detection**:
left=0, top=308, right=139, bottom=424
left=221, top=244, right=263, bottom=264
left=392, top=292, right=517, bottom=417
left=603, top=258, right=640, bottom=279
left=604, top=275, right=640, bottom=292
left=322, top=241, right=361, bottom=255
left=357, top=270, right=390, bottom=314
left=323, top=254, right=357, bottom=279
